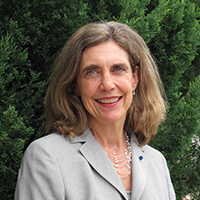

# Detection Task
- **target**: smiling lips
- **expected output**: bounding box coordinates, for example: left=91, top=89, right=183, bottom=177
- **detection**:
left=95, top=97, right=121, bottom=104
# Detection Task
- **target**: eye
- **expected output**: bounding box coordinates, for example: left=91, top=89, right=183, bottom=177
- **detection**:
left=114, top=66, right=125, bottom=72
left=86, top=69, right=97, bottom=75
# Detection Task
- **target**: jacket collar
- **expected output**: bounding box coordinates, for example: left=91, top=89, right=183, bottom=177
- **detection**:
left=130, top=134, right=149, bottom=200
left=70, top=127, right=148, bottom=200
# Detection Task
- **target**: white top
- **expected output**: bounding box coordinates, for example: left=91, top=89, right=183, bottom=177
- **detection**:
left=127, top=191, right=131, bottom=200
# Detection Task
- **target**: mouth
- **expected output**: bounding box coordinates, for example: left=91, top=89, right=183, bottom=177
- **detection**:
left=95, top=97, right=122, bottom=104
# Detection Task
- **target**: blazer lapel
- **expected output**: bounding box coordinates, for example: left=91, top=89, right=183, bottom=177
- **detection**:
left=70, top=127, right=127, bottom=199
left=131, top=134, right=149, bottom=200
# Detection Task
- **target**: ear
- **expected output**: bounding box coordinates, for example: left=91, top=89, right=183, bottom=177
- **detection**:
left=74, top=85, right=80, bottom=96
left=132, top=66, right=139, bottom=91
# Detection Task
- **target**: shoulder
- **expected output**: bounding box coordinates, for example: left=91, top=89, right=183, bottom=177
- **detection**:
left=142, top=145, right=176, bottom=199
left=26, top=133, right=70, bottom=153
left=131, top=133, right=168, bottom=169
left=30, top=132, right=69, bottom=145
left=144, top=144, right=167, bottom=165
left=23, top=133, right=81, bottom=163
left=131, top=133, right=166, bottom=164
left=141, top=144, right=170, bottom=176
left=27, top=128, right=90, bottom=151
left=16, top=133, right=69, bottom=199
left=143, top=144, right=165, bottom=159
left=23, top=130, right=91, bottom=165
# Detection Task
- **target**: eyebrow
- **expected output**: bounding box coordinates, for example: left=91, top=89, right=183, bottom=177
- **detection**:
left=81, top=64, right=100, bottom=74
left=112, top=63, right=129, bottom=69
left=81, top=63, right=130, bottom=74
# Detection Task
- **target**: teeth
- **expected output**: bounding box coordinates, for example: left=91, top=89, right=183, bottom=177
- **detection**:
left=97, top=98, right=120, bottom=104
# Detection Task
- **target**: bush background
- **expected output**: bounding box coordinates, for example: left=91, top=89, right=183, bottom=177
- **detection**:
left=0, top=0, right=200, bottom=199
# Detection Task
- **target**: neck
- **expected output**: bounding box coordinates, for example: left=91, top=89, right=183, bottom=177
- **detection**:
left=88, top=117, right=132, bottom=182
left=88, top=118, right=127, bottom=152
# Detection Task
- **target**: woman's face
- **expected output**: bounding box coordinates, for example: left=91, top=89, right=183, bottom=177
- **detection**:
left=76, top=41, right=138, bottom=125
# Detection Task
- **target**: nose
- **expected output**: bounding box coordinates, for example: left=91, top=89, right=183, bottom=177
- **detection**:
left=100, top=72, right=115, bottom=91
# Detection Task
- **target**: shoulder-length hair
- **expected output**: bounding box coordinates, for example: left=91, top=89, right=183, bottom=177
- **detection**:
left=45, top=21, right=166, bottom=146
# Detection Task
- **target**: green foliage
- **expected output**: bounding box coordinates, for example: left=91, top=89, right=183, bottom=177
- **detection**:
left=0, top=106, right=34, bottom=199
left=85, top=0, right=122, bottom=21
left=0, top=0, right=199, bottom=199
left=0, top=32, right=45, bottom=199
left=151, top=75, right=200, bottom=199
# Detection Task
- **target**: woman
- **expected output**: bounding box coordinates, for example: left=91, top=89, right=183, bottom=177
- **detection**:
left=15, top=21, right=176, bottom=200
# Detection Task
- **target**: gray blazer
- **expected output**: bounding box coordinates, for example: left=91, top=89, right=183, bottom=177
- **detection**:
left=15, top=127, right=176, bottom=200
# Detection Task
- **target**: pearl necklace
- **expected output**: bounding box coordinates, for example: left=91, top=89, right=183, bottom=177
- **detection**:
left=104, top=133, right=132, bottom=179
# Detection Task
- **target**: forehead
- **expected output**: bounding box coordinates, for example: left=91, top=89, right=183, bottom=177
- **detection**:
left=80, top=41, right=130, bottom=67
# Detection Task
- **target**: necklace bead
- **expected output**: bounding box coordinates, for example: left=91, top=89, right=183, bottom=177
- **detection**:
left=104, top=132, right=132, bottom=179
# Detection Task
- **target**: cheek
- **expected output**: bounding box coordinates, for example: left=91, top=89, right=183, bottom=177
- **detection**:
left=121, top=79, right=134, bottom=103
left=79, top=82, right=96, bottom=99
left=121, top=78, right=134, bottom=93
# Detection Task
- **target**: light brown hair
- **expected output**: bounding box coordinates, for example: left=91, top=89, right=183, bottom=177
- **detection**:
left=45, top=21, right=166, bottom=146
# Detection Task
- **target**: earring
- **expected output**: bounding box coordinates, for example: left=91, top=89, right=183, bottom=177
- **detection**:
left=132, top=90, right=136, bottom=95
